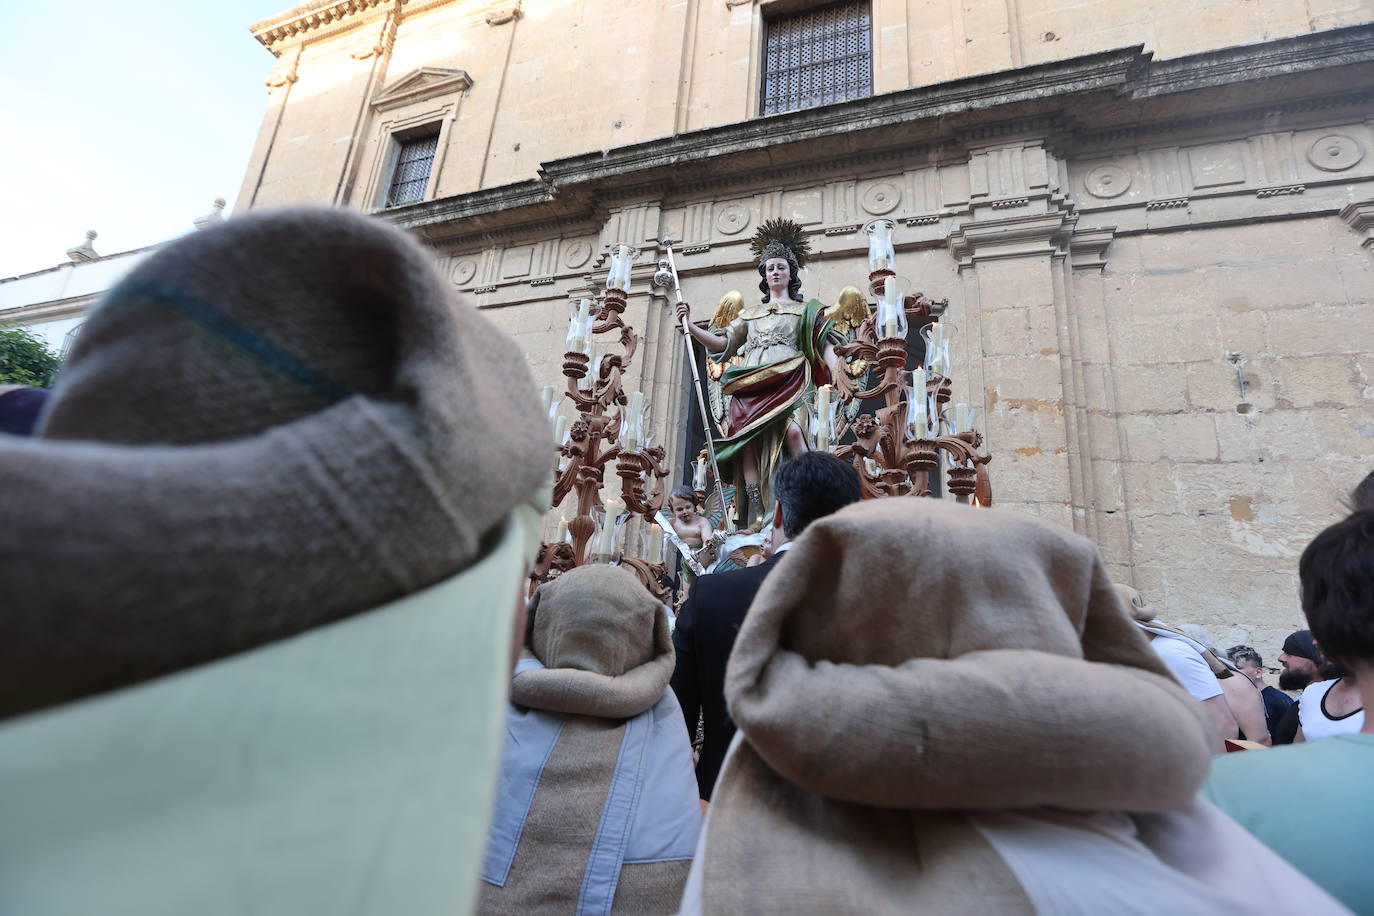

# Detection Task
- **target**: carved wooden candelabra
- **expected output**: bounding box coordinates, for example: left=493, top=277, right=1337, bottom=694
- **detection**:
left=830, top=272, right=993, bottom=505
left=528, top=282, right=671, bottom=600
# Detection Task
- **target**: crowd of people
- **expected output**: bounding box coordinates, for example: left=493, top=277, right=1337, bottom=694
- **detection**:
left=0, top=208, right=1369, bottom=915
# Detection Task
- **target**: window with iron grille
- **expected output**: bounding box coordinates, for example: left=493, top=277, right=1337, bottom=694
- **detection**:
left=385, top=131, right=440, bottom=207
left=760, top=1, right=872, bottom=117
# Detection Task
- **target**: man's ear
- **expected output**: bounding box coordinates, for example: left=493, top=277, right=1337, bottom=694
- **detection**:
left=772, top=502, right=784, bottom=531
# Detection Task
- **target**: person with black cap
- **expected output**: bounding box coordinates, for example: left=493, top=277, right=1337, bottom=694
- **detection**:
left=1279, top=630, right=1324, bottom=691
left=1272, top=630, right=1324, bottom=744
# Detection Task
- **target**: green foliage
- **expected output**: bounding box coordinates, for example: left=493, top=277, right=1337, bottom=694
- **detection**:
left=0, top=324, right=61, bottom=388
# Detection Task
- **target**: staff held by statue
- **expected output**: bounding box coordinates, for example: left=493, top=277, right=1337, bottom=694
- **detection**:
left=654, top=239, right=731, bottom=518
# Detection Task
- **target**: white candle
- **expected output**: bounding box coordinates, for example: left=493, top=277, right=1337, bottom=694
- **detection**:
left=539, top=384, right=555, bottom=415
left=556, top=516, right=569, bottom=543
left=815, top=384, right=832, bottom=451
left=606, top=248, right=621, bottom=291
left=955, top=402, right=970, bottom=434
left=648, top=523, right=663, bottom=561
left=568, top=299, right=593, bottom=354
left=911, top=394, right=928, bottom=438
left=623, top=391, right=644, bottom=452
left=882, top=283, right=900, bottom=339
left=552, top=414, right=568, bottom=446
left=606, top=245, right=633, bottom=292
left=693, top=455, right=707, bottom=491
left=598, top=501, right=620, bottom=557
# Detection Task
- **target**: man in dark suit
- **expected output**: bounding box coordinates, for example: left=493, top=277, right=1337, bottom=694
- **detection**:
left=671, top=451, right=862, bottom=800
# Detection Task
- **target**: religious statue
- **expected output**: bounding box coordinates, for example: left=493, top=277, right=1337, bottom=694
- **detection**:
left=675, top=219, right=847, bottom=527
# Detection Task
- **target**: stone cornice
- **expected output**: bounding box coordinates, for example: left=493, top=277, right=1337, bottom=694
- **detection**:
left=1070, top=88, right=1374, bottom=148
left=252, top=0, right=390, bottom=54
left=380, top=23, right=1374, bottom=240
left=252, top=0, right=517, bottom=54
left=1136, top=24, right=1374, bottom=97
left=0, top=293, right=101, bottom=325
left=948, top=211, right=1077, bottom=266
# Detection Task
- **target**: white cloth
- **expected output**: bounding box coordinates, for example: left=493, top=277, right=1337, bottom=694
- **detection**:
left=1299, top=678, right=1366, bottom=740
left=677, top=734, right=1349, bottom=916
left=970, top=800, right=1349, bottom=915
left=1151, top=636, right=1222, bottom=701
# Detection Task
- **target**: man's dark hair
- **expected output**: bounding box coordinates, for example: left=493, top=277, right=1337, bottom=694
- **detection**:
left=1349, top=469, right=1374, bottom=513
left=1299, top=509, right=1374, bottom=667
left=772, top=451, right=862, bottom=538
left=1227, top=645, right=1262, bottom=668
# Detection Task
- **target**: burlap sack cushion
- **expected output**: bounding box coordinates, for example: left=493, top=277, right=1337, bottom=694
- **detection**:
left=515, top=565, right=675, bottom=717
left=725, top=498, right=1215, bottom=813
left=0, top=207, right=550, bottom=719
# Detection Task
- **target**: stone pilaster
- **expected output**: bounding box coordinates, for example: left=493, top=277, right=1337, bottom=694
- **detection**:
left=947, top=135, right=1084, bottom=533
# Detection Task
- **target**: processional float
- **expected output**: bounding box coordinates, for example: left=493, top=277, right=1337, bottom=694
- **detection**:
left=527, top=218, right=992, bottom=598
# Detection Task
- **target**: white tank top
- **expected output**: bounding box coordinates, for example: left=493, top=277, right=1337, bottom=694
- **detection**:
left=1298, top=678, right=1366, bottom=740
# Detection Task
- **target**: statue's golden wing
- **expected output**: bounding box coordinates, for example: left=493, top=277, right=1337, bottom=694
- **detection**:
left=825, top=285, right=874, bottom=419
left=824, top=285, right=871, bottom=338
left=706, top=291, right=743, bottom=424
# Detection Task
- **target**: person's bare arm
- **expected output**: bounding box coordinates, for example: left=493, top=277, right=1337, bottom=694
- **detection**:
left=1200, top=695, right=1234, bottom=753
left=1222, top=676, right=1272, bottom=746
left=1294, top=724, right=1306, bottom=744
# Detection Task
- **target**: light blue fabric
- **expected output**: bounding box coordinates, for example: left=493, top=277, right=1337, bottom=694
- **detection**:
left=481, top=656, right=566, bottom=888
left=624, top=692, right=702, bottom=864
left=1203, top=733, right=1374, bottom=914
left=482, top=660, right=700, bottom=915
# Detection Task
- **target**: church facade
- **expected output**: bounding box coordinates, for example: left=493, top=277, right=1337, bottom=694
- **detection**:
left=238, top=0, right=1373, bottom=658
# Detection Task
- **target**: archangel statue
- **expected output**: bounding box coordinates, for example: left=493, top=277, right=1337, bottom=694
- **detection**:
left=675, top=219, right=853, bottom=527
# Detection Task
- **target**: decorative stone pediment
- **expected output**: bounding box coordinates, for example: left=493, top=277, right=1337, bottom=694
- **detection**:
left=371, top=68, right=472, bottom=112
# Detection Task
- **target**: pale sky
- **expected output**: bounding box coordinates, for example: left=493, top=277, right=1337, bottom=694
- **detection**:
left=1, top=1, right=287, bottom=278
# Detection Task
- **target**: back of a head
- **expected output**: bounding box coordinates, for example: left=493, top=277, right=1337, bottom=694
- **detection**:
left=526, top=565, right=662, bottom=677
left=745, top=498, right=1133, bottom=667
left=772, top=450, right=862, bottom=538
left=1300, top=510, right=1374, bottom=668
left=0, top=386, right=50, bottom=436
left=1, top=206, right=551, bottom=716
left=721, top=496, right=1211, bottom=818
left=0, top=207, right=552, bottom=915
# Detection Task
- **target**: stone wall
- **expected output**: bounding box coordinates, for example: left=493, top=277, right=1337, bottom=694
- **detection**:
left=394, top=47, right=1374, bottom=666
left=239, top=0, right=1374, bottom=208
left=227, top=4, right=1374, bottom=668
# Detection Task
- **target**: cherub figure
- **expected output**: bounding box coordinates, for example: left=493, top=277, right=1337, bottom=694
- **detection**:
left=668, top=485, right=718, bottom=553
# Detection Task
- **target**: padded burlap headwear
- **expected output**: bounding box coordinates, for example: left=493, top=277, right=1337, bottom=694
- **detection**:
left=692, top=499, right=1216, bottom=913
left=515, top=564, right=674, bottom=718
left=723, top=498, right=1214, bottom=812
left=0, top=207, right=550, bottom=719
